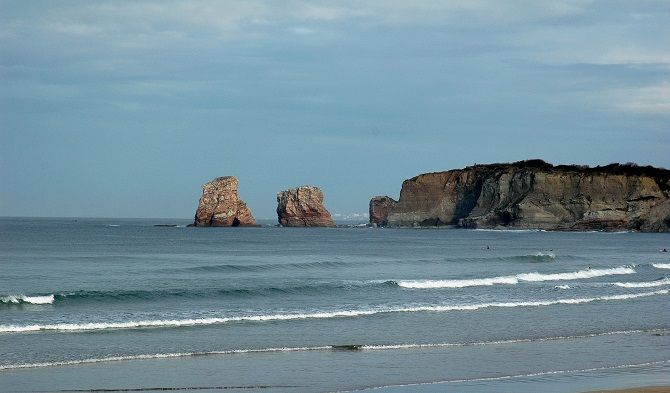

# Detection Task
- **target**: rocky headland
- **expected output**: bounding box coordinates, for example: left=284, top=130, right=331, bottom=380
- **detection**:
left=277, top=186, right=336, bottom=227
left=193, top=176, right=257, bottom=227
left=370, top=160, right=670, bottom=232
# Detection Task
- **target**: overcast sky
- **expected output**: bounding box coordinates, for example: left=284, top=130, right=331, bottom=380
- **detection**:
left=1, top=1, right=669, bottom=219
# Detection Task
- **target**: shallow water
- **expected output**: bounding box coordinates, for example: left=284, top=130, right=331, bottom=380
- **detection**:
left=1, top=217, right=669, bottom=392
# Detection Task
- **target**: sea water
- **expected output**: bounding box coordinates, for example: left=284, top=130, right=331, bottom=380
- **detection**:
left=0, top=217, right=669, bottom=392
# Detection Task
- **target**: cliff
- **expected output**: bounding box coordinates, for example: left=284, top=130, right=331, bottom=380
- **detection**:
left=370, top=160, right=670, bottom=232
left=193, top=176, right=257, bottom=227
left=277, top=186, right=336, bottom=227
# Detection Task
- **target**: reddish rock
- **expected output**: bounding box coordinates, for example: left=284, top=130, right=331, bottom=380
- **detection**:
left=371, top=160, right=670, bottom=232
left=276, top=186, right=336, bottom=227
left=369, top=196, right=398, bottom=227
left=193, top=176, right=257, bottom=227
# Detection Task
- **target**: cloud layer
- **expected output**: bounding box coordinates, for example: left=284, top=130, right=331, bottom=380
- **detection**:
left=1, top=1, right=668, bottom=218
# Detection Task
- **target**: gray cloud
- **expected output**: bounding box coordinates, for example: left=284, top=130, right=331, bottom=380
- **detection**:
left=1, top=0, right=668, bottom=218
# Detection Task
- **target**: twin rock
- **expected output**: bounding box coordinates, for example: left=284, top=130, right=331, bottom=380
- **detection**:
left=193, top=176, right=335, bottom=227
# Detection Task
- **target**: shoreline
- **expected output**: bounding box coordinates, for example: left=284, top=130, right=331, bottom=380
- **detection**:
left=584, top=387, right=670, bottom=393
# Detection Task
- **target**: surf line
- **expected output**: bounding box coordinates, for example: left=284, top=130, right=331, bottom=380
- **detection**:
left=0, top=290, right=667, bottom=334
left=397, top=266, right=635, bottom=289
left=50, top=385, right=302, bottom=391
left=346, top=359, right=670, bottom=392
left=2, top=328, right=667, bottom=371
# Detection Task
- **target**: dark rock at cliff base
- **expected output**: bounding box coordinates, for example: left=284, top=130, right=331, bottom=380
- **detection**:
left=277, top=186, right=336, bottom=227
left=193, top=176, right=257, bottom=227
left=370, top=160, right=670, bottom=232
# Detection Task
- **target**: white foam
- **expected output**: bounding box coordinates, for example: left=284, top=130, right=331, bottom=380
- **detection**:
left=397, top=266, right=635, bottom=289
left=2, top=329, right=661, bottom=371
left=1, top=290, right=666, bottom=334
left=533, top=252, right=555, bottom=259
left=353, top=360, right=670, bottom=391
left=398, top=276, right=518, bottom=289
left=652, top=263, right=670, bottom=269
left=516, top=266, right=635, bottom=282
left=614, top=278, right=670, bottom=288
left=0, top=294, right=54, bottom=305
left=360, top=328, right=663, bottom=351
left=0, top=346, right=330, bottom=370
left=554, top=285, right=570, bottom=290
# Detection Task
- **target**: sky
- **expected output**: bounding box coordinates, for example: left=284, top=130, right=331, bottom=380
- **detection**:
left=1, top=1, right=669, bottom=219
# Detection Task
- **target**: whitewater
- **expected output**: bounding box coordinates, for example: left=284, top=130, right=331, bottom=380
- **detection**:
left=1, top=289, right=666, bottom=333
left=397, top=266, right=635, bottom=289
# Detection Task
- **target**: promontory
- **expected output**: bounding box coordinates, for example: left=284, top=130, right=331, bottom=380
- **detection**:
left=193, top=176, right=257, bottom=227
left=370, top=160, right=670, bottom=232
left=277, top=186, right=336, bottom=227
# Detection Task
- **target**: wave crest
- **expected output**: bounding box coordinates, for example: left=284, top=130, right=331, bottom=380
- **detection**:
left=614, top=278, right=670, bottom=288
left=0, top=295, right=54, bottom=305
left=397, top=266, right=635, bottom=289
left=398, top=276, right=518, bottom=289
left=1, top=329, right=663, bottom=370
left=1, top=289, right=665, bottom=334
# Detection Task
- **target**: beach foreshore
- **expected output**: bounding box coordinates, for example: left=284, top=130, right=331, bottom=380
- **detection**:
left=584, top=387, right=670, bottom=393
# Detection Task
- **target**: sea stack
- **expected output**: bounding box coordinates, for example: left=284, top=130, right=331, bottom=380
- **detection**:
left=193, top=176, right=257, bottom=227
left=276, top=186, right=336, bottom=227
left=370, top=160, right=670, bottom=232
left=369, top=196, right=398, bottom=227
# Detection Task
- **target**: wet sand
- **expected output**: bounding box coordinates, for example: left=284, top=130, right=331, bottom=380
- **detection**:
left=585, top=386, right=670, bottom=393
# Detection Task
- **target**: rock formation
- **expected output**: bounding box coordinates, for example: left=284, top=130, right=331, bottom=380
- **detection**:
left=370, top=160, right=670, bottom=232
left=369, top=196, right=398, bottom=227
left=193, top=176, right=257, bottom=227
left=277, top=186, right=336, bottom=227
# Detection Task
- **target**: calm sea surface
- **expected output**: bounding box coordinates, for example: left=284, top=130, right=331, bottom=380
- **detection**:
left=1, top=217, right=669, bottom=392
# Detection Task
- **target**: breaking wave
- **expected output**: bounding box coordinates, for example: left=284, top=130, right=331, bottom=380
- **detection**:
left=0, top=346, right=330, bottom=371
left=1, top=289, right=665, bottom=334
left=0, top=265, right=645, bottom=306
left=0, top=295, right=55, bottom=305
left=397, top=266, right=635, bottom=289
left=0, top=281, right=396, bottom=306
left=652, top=263, right=670, bottom=269
left=0, top=328, right=663, bottom=371
left=362, top=360, right=670, bottom=390
left=527, top=252, right=555, bottom=261
left=614, top=278, right=670, bottom=288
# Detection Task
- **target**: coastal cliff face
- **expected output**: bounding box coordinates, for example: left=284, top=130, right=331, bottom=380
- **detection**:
left=370, top=161, right=670, bottom=232
left=193, top=176, right=257, bottom=227
left=277, top=186, right=336, bottom=227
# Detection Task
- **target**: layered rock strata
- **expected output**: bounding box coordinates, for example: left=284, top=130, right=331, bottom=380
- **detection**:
left=277, top=186, right=336, bottom=227
left=193, top=176, right=257, bottom=227
left=370, top=160, right=670, bottom=232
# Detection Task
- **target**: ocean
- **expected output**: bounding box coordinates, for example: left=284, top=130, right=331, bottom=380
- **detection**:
left=1, top=217, right=669, bottom=392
